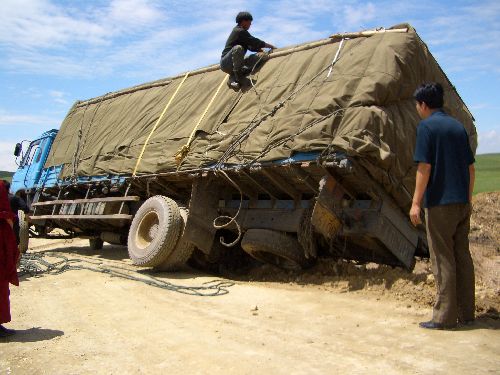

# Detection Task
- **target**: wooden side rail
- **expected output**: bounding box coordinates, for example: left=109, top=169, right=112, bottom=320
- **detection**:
left=29, top=214, right=133, bottom=221
left=32, top=196, right=140, bottom=207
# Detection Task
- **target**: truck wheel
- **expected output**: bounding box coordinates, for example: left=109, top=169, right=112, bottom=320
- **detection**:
left=128, top=196, right=182, bottom=267
left=154, top=207, right=195, bottom=271
left=89, top=237, right=104, bottom=250
left=18, top=210, right=29, bottom=253
left=241, top=229, right=314, bottom=271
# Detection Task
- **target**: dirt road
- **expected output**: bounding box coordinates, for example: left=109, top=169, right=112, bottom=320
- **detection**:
left=0, top=239, right=498, bottom=375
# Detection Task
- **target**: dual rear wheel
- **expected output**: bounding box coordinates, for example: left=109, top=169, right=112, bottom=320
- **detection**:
left=127, top=196, right=313, bottom=272
left=127, top=196, right=194, bottom=271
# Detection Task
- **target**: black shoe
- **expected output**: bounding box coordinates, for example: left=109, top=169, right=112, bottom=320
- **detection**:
left=460, top=319, right=475, bottom=326
left=227, top=76, right=240, bottom=91
left=419, top=320, right=456, bottom=330
left=0, top=325, right=16, bottom=337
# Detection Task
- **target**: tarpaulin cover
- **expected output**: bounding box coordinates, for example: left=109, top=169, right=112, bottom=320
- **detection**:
left=45, top=24, right=477, bottom=205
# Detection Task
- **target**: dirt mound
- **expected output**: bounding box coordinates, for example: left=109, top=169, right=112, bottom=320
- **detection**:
left=234, top=192, right=500, bottom=317
left=470, top=191, right=500, bottom=245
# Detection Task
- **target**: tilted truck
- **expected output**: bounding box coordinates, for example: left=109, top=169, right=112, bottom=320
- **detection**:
left=10, top=24, right=477, bottom=272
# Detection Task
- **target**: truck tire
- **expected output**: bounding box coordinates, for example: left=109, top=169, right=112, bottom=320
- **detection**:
left=18, top=210, right=29, bottom=253
left=128, top=196, right=182, bottom=267
left=154, top=207, right=195, bottom=271
left=89, top=238, right=104, bottom=250
left=241, top=229, right=314, bottom=271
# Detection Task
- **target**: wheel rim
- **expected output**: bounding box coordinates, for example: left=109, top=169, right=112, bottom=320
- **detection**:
left=135, top=210, right=160, bottom=251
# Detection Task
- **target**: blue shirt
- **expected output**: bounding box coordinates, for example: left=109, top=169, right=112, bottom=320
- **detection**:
left=413, top=110, right=475, bottom=208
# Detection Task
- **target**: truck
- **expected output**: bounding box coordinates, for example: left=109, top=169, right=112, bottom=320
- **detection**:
left=9, top=24, right=477, bottom=272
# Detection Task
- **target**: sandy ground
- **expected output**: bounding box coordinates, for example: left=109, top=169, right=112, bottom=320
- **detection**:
left=1, top=236, right=499, bottom=375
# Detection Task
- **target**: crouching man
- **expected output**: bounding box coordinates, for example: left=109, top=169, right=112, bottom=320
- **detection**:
left=410, top=82, right=476, bottom=330
left=220, top=11, right=276, bottom=90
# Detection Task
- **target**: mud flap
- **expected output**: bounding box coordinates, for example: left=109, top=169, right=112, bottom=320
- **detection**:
left=311, top=175, right=343, bottom=239
left=184, top=176, right=225, bottom=254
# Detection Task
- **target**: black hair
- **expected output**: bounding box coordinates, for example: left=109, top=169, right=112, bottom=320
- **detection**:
left=236, top=11, right=253, bottom=24
left=413, top=82, right=444, bottom=109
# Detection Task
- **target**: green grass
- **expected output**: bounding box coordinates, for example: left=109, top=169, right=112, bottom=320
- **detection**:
left=474, top=153, right=500, bottom=195
left=0, top=171, right=14, bottom=183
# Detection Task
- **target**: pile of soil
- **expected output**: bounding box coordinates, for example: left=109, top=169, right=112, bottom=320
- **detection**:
left=470, top=191, right=500, bottom=245
left=237, top=192, right=500, bottom=317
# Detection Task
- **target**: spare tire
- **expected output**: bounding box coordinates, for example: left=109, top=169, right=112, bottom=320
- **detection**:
left=128, top=196, right=182, bottom=267
left=241, top=229, right=314, bottom=270
left=18, top=210, right=29, bottom=253
left=154, top=207, right=195, bottom=272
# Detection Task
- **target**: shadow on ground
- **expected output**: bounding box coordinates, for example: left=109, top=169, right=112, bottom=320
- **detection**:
left=41, top=243, right=130, bottom=261
left=0, top=327, right=64, bottom=343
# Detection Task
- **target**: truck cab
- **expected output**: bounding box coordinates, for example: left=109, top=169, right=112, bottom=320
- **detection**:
left=10, top=129, right=58, bottom=202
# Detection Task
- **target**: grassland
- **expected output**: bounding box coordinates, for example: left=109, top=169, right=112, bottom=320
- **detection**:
left=474, top=153, right=500, bottom=194
left=0, top=171, right=14, bottom=182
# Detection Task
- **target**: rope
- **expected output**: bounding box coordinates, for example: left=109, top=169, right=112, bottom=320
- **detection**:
left=71, top=102, right=90, bottom=182
left=246, top=108, right=345, bottom=167
left=248, top=50, right=271, bottom=97
left=174, top=75, right=228, bottom=166
left=326, top=38, right=345, bottom=78
left=214, top=43, right=348, bottom=169
left=133, top=71, right=190, bottom=176
left=19, top=252, right=234, bottom=297
left=212, top=170, right=244, bottom=247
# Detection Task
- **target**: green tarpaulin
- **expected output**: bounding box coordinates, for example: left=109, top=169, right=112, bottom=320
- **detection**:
left=45, top=24, right=477, bottom=206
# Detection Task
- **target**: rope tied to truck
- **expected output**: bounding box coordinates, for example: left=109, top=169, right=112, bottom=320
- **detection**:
left=174, top=75, right=228, bottom=167
left=19, top=252, right=234, bottom=297
left=132, top=71, right=191, bottom=177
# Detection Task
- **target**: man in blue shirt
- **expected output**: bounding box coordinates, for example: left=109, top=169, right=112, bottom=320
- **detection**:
left=410, top=82, right=476, bottom=330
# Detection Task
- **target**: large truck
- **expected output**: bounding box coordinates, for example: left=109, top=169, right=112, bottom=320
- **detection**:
left=10, top=25, right=476, bottom=272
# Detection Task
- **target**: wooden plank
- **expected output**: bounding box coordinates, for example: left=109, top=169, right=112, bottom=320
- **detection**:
left=291, top=166, right=318, bottom=193
left=261, top=169, right=301, bottom=201
left=32, top=196, right=140, bottom=207
left=151, top=178, right=179, bottom=197
left=330, top=28, right=408, bottom=40
left=240, top=171, right=278, bottom=201
left=29, top=214, right=132, bottom=220
left=224, top=172, right=258, bottom=201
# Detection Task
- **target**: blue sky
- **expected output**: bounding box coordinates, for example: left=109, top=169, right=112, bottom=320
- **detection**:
left=1, top=0, right=499, bottom=171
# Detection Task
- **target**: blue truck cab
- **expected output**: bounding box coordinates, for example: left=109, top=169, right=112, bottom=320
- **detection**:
left=11, top=129, right=58, bottom=200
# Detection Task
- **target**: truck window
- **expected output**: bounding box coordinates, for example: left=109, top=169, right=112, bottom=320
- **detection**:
left=21, top=140, right=41, bottom=166
left=34, top=138, right=47, bottom=164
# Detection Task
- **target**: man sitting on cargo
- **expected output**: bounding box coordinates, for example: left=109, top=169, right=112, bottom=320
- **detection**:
left=410, top=82, right=476, bottom=330
left=220, top=11, right=276, bottom=90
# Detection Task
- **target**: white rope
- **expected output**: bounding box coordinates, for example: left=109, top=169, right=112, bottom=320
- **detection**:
left=326, top=38, right=346, bottom=78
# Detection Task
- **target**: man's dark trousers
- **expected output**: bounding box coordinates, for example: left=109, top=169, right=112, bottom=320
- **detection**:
left=425, top=203, right=475, bottom=325
left=220, top=45, right=263, bottom=76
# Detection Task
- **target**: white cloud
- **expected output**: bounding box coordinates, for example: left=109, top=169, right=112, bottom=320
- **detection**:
left=49, top=90, right=68, bottom=105
left=0, top=109, right=61, bottom=127
left=107, top=0, right=163, bottom=28
left=0, top=0, right=109, bottom=49
left=0, top=141, right=18, bottom=171
left=342, top=2, right=376, bottom=30
left=477, top=129, right=500, bottom=154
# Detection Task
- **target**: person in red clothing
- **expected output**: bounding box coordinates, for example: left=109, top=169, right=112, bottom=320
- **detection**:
left=0, top=180, right=19, bottom=337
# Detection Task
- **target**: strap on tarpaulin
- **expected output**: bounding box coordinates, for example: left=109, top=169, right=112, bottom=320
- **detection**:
left=174, top=75, right=228, bottom=166
left=132, top=71, right=190, bottom=176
